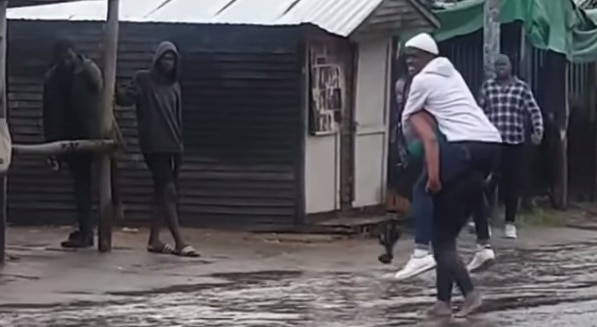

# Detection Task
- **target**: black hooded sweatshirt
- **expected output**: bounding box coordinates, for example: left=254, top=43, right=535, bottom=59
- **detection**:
left=118, top=41, right=183, bottom=153
left=43, top=54, right=103, bottom=141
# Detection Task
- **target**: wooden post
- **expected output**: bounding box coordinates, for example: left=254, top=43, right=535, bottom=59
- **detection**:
left=0, top=0, right=7, bottom=264
left=518, top=24, right=534, bottom=209
left=483, top=0, right=500, bottom=79
left=483, top=0, right=500, bottom=216
left=97, top=0, right=119, bottom=252
left=591, top=63, right=597, bottom=201
left=553, top=54, right=569, bottom=209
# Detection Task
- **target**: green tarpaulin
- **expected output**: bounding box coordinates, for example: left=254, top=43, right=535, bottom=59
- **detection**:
left=433, top=0, right=597, bottom=63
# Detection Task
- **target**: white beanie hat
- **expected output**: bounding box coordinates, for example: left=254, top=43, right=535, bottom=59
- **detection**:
left=404, top=33, right=439, bottom=55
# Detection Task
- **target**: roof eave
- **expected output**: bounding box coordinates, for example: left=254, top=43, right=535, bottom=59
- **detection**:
left=348, top=0, right=440, bottom=40
left=406, top=0, right=440, bottom=28
left=8, top=0, right=84, bottom=8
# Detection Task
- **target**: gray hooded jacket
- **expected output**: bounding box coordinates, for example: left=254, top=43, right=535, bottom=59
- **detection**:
left=118, top=41, right=183, bottom=153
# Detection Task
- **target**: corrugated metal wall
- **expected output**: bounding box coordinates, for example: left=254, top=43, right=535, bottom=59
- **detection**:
left=567, top=62, right=597, bottom=200
left=438, top=23, right=597, bottom=200
left=7, top=20, right=304, bottom=227
left=438, top=24, right=525, bottom=95
left=439, top=25, right=557, bottom=198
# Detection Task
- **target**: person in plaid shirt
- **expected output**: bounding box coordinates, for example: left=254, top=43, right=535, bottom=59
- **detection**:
left=478, top=54, right=544, bottom=239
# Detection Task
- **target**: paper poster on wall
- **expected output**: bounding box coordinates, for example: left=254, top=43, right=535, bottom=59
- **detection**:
left=308, top=44, right=344, bottom=136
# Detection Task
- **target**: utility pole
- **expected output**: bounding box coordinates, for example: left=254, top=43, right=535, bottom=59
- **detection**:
left=483, top=0, right=500, bottom=79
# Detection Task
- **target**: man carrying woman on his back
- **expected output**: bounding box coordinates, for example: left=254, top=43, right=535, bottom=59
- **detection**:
left=398, top=33, right=502, bottom=316
left=393, top=44, right=496, bottom=282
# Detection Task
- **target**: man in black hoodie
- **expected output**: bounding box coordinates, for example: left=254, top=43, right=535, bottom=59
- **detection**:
left=43, top=39, right=124, bottom=248
left=117, top=41, right=198, bottom=257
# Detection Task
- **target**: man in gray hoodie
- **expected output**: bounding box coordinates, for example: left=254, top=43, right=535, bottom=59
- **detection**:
left=117, top=41, right=198, bottom=257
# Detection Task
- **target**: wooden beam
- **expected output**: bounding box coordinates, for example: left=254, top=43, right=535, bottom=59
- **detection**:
left=97, top=0, right=119, bottom=252
left=0, top=0, right=7, bottom=264
left=13, top=139, right=116, bottom=155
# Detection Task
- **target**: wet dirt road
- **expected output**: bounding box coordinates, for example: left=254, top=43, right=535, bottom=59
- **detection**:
left=2, top=236, right=597, bottom=326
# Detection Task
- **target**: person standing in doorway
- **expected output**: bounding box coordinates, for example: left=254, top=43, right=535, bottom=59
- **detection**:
left=43, top=39, right=124, bottom=248
left=478, top=54, right=544, bottom=239
left=117, top=41, right=199, bottom=257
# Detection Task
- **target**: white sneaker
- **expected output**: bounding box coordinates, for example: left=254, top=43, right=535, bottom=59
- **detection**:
left=467, top=245, right=496, bottom=272
left=504, top=224, right=518, bottom=239
left=394, top=253, right=436, bottom=280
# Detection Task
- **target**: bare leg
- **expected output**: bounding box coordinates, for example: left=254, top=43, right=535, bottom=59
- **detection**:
left=162, top=182, right=186, bottom=250
left=61, top=154, right=94, bottom=248
left=111, top=156, right=125, bottom=221
left=162, top=182, right=198, bottom=257
left=148, top=203, right=164, bottom=247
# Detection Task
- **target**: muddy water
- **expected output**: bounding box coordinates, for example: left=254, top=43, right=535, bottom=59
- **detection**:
left=2, top=242, right=597, bottom=326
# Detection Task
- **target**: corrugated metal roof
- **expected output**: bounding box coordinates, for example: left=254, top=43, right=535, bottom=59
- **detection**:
left=7, top=0, right=163, bottom=22
left=6, top=0, right=436, bottom=37
left=7, top=0, right=84, bottom=8
left=574, top=0, right=597, bottom=9
left=431, top=0, right=597, bottom=10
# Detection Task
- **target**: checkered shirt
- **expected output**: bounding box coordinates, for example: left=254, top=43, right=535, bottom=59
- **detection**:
left=478, top=77, right=544, bottom=145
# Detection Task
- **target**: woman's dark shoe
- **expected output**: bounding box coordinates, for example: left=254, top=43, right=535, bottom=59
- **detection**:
left=61, top=231, right=93, bottom=248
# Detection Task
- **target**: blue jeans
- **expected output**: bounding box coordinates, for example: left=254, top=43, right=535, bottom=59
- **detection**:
left=412, top=172, right=433, bottom=246
left=411, top=141, right=493, bottom=247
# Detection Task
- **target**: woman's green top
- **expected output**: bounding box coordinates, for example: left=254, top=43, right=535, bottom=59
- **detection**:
left=406, top=126, right=445, bottom=162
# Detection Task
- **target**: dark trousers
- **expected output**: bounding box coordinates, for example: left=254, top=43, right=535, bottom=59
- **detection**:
left=66, top=153, right=121, bottom=235
left=411, top=157, right=494, bottom=247
left=470, top=176, right=493, bottom=243
left=143, top=153, right=181, bottom=201
left=487, top=144, right=524, bottom=223
left=431, top=141, right=500, bottom=302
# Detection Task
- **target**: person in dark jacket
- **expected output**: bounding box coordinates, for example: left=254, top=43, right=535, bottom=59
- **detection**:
left=43, top=39, right=124, bottom=248
left=117, top=41, right=198, bottom=257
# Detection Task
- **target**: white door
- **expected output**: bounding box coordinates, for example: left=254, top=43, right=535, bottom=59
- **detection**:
left=352, top=38, right=392, bottom=208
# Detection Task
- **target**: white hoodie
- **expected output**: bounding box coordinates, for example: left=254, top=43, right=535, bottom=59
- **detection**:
left=401, top=57, right=502, bottom=143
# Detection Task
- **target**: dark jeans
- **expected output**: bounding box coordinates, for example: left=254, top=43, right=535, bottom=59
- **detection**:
left=487, top=143, right=524, bottom=223
left=430, top=141, right=500, bottom=302
left=66, top=153, right=121, bottom=236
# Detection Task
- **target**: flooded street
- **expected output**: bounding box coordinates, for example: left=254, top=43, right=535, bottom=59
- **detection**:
left=2, top=227, right=597, bottom=326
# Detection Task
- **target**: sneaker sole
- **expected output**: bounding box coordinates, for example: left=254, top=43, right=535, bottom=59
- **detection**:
left=469, top=258, right=495, bottom=273
left=394, top=264, right=436, bottom=281
left=454, top=300, right=482, bottom=318
left=454, top=305, right=481, bottom=318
